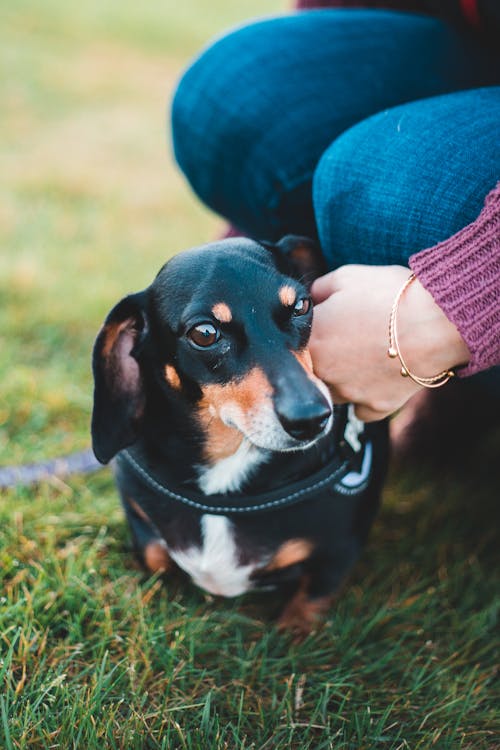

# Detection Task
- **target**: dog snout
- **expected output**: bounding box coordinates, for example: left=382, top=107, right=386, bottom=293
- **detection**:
left=275, top=396, right=332, bottom=441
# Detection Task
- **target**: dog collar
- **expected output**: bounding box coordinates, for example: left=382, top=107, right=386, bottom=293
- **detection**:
left=115, top=405, right=373, bottom=515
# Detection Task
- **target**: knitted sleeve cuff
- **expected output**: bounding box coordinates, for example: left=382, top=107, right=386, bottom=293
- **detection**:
left=409, top=183, right=500, bottom=377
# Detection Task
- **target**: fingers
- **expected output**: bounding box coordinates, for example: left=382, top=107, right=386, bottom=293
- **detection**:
left=310, top=271, right=341, bottom=303
left=327, top=388, right=388, bottom=421
left=354, top=404, right=390, bottom=422
left=311, top=265, right=364, bottom=303
left=329, top=391, right=388, bottom=421
left=328, top=389, right=349, bottom=406
left=310, top=263, right=416, bottom=423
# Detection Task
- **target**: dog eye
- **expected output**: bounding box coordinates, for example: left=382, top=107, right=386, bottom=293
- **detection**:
left=292, top=297, right=311, bottom=316
left=187, top=322, right=220, bottom=348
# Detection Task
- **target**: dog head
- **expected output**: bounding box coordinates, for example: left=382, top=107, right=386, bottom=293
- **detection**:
left=91, top=236, right=332, bottom=467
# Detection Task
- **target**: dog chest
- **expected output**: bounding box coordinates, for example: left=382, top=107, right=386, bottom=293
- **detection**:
left=168, top=514, right=262, bottom=597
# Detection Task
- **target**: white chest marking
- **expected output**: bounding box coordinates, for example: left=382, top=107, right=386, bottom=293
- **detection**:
left=197, top=439, right=266, bottom=495
left=168, top=514, right=259, bottom=597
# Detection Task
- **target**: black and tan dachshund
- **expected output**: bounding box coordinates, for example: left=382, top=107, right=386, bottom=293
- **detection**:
left=91, top=236, right=388, bottom=633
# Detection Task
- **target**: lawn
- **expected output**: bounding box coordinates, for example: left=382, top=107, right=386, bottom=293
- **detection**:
left=1, top=1, right=499, bottom=748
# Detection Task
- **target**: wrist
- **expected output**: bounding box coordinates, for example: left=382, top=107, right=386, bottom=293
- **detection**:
left=397, top=275, right=470, bottom=376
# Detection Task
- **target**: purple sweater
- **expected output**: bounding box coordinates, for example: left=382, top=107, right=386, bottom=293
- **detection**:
left=295, top=0, right=500, bottom=376
left=296, top=0, right=500, bottom=34
left=409, top=185, right=499, bottom=376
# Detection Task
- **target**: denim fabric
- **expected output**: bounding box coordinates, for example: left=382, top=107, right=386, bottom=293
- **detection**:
left=171, top=10, right=499, bottom=247
left=313, top=87, right=500, bottom=268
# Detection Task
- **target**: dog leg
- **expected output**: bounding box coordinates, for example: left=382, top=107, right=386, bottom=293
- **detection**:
left=277, top=576, right=331, bottom=637
left=277, top=548, right=360, bottom=637
left=123, top=497, right=170, bottom=574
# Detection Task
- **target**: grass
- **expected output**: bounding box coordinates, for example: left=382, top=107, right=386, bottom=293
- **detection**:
left=1, top=1, right=499, bottom=748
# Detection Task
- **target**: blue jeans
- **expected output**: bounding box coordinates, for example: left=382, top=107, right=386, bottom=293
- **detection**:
left=171, top=10, right=500, bottom=387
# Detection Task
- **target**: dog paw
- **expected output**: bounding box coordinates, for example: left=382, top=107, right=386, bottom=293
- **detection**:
left=277, top=590, right=329, bottom=639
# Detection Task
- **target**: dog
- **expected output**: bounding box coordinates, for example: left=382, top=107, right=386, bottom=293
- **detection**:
left=91, top=236, right=388, bottom=633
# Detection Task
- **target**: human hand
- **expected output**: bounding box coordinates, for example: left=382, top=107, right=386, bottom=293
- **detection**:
left=309, top=264, right=470, bottom=422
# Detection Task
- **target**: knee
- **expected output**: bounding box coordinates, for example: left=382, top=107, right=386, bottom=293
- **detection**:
left=313, top=90, right=500, bottom=269
left=172, top=28, right=247, bottom=197
left=171, top=20, right=284, bottom=228
left=313, top=125, right=389, bottom=269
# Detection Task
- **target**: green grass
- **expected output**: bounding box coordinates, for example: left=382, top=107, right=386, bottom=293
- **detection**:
left=1, top=1, right=499, bottom=748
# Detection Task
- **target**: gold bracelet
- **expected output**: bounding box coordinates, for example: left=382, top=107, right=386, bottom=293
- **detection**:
left=387, top=273, right=455, bottom=388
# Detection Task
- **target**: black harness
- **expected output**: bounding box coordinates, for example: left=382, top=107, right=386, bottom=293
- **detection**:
left=115, top=405, right=373, bottom=515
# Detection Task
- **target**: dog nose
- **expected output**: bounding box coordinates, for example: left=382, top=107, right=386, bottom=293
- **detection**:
left=277, top=400, right=332, bottom=441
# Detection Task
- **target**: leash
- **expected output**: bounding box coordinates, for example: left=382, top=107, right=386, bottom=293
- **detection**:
left=0, top=407, right=372, bottom=503
left=0, top=449, right=101, bottom=490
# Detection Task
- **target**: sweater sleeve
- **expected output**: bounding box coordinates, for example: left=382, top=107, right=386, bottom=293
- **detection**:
left=294, top=1, right=500, bottom=36
left=408, top=184, right=500, bottom=377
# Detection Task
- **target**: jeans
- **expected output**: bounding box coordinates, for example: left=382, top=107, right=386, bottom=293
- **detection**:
left=171, top=10, right=500, bottom=388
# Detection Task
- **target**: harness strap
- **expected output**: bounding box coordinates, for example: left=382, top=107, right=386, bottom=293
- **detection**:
left=117, top=448, right=351, bottom=514
left=115, top=405, right=372, bottom=515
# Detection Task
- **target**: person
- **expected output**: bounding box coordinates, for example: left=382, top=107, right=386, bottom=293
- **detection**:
left=170, top=1, right=499, bottom=435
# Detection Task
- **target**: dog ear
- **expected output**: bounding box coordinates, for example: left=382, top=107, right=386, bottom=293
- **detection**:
left=91, top=291, right=149, bottom=464
left=262, top=235, right=327, bottom=287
